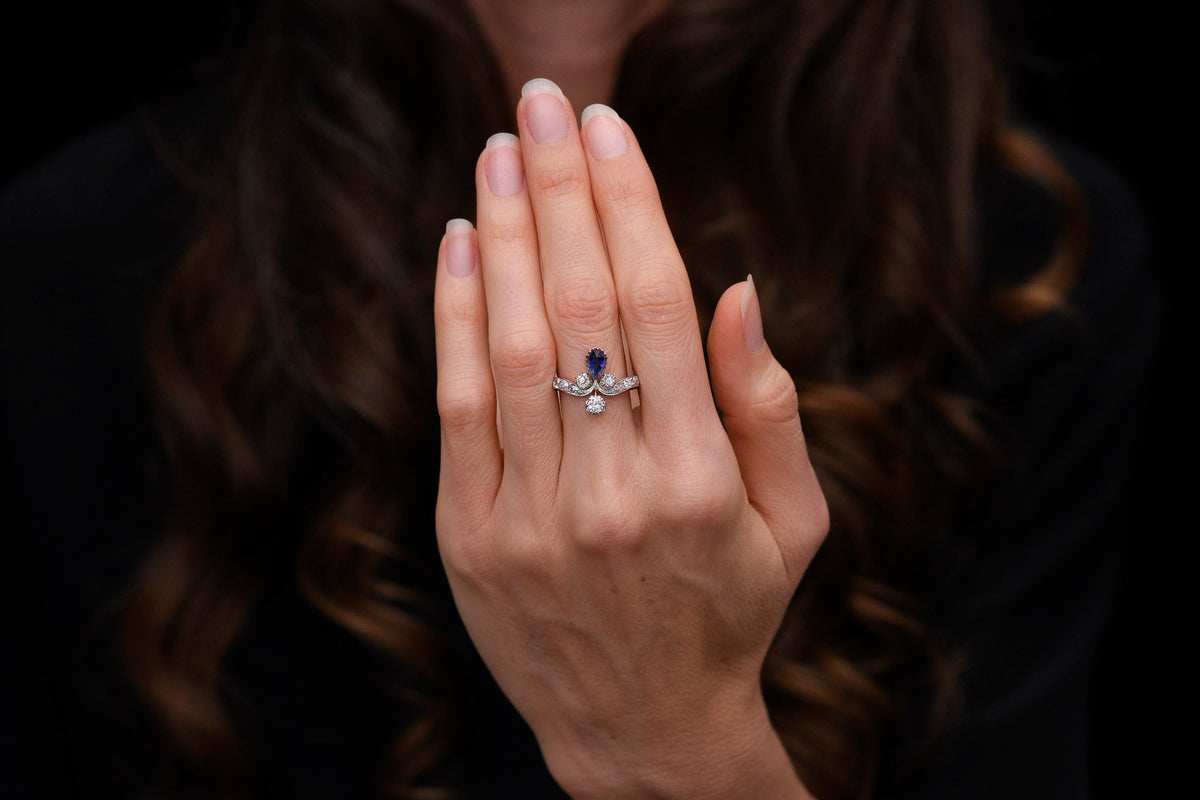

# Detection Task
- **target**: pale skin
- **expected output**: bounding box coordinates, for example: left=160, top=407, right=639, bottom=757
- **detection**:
left=434, top=4, right=829, bottom=798
left=466, top=0, right=672, bottom=106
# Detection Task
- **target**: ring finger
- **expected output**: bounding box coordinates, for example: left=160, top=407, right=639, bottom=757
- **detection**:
left=517, top=79, right=636, bottom=441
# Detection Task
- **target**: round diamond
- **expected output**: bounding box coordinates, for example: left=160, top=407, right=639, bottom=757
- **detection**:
left=585, top=394, right=606, bottom=414
left=599, top=373, right=617, bottom=390
left=576, top=373, right=591, bottom=389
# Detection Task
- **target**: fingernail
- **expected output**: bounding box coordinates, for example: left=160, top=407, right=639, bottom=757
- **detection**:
left=485, top=133, right=524, bottom=196
left=741, top=274, right=764, bottom=353
left=581, top=104, right=627, bottom=161
left=445, top=219, right=476, bottom=278
left=521, top=78, right=568, bottom=144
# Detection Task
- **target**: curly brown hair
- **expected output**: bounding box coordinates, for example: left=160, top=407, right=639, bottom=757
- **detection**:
left=119, top=1, right=1086, bottom=798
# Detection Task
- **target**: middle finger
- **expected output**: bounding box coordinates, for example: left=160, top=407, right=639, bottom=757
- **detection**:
left=517, top=79, right=636, bottom=440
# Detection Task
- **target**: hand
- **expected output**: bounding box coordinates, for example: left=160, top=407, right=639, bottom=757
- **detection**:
left=432, top=78, right=828, bottom=799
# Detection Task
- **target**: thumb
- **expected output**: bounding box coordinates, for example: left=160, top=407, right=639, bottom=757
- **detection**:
left=707, top=276, right=828, bottom=579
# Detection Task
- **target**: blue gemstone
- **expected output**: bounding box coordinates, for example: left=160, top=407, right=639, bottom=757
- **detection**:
left=586, top=348, right=607, bottom=378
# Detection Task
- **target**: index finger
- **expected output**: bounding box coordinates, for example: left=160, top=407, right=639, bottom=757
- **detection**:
left=579, top=104, right=719, bottom=444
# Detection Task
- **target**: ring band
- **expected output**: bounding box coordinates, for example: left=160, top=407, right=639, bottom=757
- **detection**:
left=552, top=348, right=639, bottom=415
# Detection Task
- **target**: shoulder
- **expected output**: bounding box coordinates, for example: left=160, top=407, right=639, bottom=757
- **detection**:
left=0, top=89, right=221, bottom=572
left=3, top=119, right=157, bottom=280
left=1050, top=135, right=1156, bottom=339
left=894, top=137, right=1161, bottom=799
left=970, top=132, right=1160, bottom=413
left=931, top=132, right=1162, bottom=655
left=959, top=133, right=1162, bottom=536
left=0, top=102, right=199, bottom=427
left=0, top=89, right=220, bottom=423
left=994, top=130, right=1156, bottom=320
left=0, top=85, right=225, bottom=290
left=0, top=89, right=231, bottom=691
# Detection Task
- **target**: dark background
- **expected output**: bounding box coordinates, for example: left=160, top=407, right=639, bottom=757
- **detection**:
left=991, top=6, right=1184, bottom=798
left=0, top=2, right=1183, bottom=796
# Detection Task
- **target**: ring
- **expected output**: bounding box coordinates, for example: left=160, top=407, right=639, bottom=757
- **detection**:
left=552, top=348, right=640, bottom=415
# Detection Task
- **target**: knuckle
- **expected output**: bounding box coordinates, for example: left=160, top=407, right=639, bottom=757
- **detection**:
left=602, top=171, right=655, bottom=209
left=624, top=267, right=692, bottom=330
left=435, top=509, right=494, bottom=583
left=435, top=287, right=482, bottom=330
left=812, top=489, right=831, bottom=541
left=670, top=475, right=741, bottom=530
left=491, top=331, right=556, bottom=388
left=437, top=379, right=495, bottom=432
left=798, top=460, right=832, bottom=544
left=554, top=277, right=617, bottom=331
left=567, top=468, right=644, bottom=551
left=573, top=505, right=642, bottom=552
left=504, top=528, right=556, bottom=576
left=444, top=536, right=495, bottom=585
left=534, top=165, right=587, bottom=198
left=748, top=366, right=802, bottom=426
left=481, top=217, right=531, bottom=249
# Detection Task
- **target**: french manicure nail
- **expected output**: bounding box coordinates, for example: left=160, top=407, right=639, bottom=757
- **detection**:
left=521, top=78, right=569, bottom=144
left=485, top=133, right=524, bottom=196
left=581, top=104, right=627, bottom=161
left=741, top=274, right=764, bottom=353
left=445, top=218, right=476, bottom=278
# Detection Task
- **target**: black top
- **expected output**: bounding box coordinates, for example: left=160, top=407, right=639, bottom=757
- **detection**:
left=0, top=91, right=1160, bottom=799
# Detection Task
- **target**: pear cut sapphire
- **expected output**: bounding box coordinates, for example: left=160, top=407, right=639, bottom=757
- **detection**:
left=586, top=348, right=607, bottom=379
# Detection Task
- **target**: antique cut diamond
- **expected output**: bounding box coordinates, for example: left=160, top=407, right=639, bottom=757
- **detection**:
left=552, top=347, right=637, bottom=416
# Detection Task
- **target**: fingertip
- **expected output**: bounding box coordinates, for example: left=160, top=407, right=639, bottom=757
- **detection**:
left=486, top=132, right=521, bottom=149
left=708, top=277, right=791, bottom=428
left=706, top=281, right=750, bottom=407
left=740, top=274, right=764, bottom=354
left=708, top=280, right=751, bottom=356
left=581, top=104, right=628, bottom=161
left=520, top=77, right=565, bottom=100
left=579, top=103, right=618, bottom=127
left=519, top=78, right=570, bottom=145
left=483, top=133, right=525, bottom=197
left=443, top=218, right=478, bottom=278
left=446, top=217, right=475, bottom=237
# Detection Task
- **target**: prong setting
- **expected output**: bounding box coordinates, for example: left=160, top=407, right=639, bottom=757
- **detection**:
left=552, top=349, right=639, bottom=414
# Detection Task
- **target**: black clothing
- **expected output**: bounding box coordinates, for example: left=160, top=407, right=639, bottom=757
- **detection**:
left=0, top=95, right=1159, bottom=798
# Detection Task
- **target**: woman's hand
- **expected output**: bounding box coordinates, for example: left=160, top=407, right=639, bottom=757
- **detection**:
left=433, top=78, right=828, bottom=800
